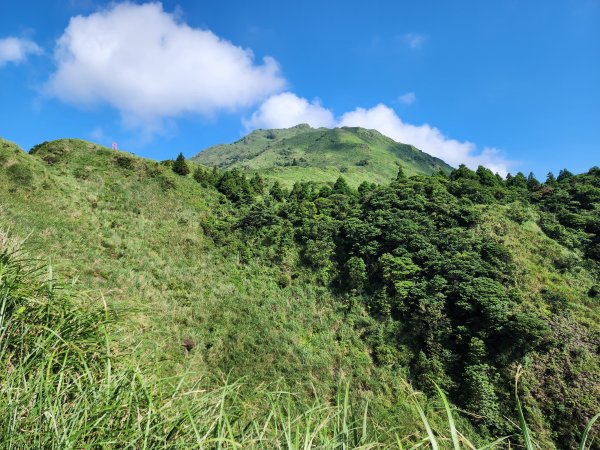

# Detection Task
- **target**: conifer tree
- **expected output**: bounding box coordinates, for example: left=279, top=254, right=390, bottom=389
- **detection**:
left=557, top=169, right=574, bottom=183
left=333, top=176, right=352, bottom=195
left=396, top=164, right=406, bottom=181
left=172, top=153, right=190, bottom=176
left=269, top=181, right=286, bottom=201
left=527, top=172, right=541, bottom=191
left=193, top=167, right=209, bottom=186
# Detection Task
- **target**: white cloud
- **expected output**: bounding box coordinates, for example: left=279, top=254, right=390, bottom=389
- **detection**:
left=403, top=33, right=426, bottom=49
left=243, top=92, right=335, bottom=129
left=398, top=92, right=416, bottom=105
left=45, top=2, right=286, bottom=132
left=339, top=104, right=511, bottom=175
left=246, top=95, right=512, bottom=175
left=0, top=37, right=42, bottom=67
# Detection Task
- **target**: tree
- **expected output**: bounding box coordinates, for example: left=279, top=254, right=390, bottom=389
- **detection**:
left=172, top=153, right=190, bottom=176
left=507, top=172, right=527, bottom=189
left=346, top=256, right=367, bottom=293
left=193, top=167, right=211, bottom=186
left=546, top=171, right=557, bottom=186
left=269, top=181, right=286, bottom=201
left=527, top=172, right=541, bottom=191
left=250, top=173, right=266, bottom=195
left=358, top=181, right=375, bottom=196
left=557, top=169, right=574, bottom=183
left=396, top=164, right=406, bottom=181
left=333, top=176, right=353, bottom=196
left=216, top=169, right=252, bottom=203
left=450, top=164, right=478, bottom=181
left=476, top=166, right=498, bottom=186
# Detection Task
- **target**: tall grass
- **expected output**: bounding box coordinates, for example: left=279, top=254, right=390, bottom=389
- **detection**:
left=0, top=236, right=438, bottom=448
left=1, top=235, right=598, bottom=448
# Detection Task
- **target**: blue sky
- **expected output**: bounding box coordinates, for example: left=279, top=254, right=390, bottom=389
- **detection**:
left=1, top=0, right=598, bottom=176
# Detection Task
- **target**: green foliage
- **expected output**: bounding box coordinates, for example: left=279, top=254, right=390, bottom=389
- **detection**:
left=269, top=180, right=286, bottom=201
left=396, top=164, right=407, bottom=181
left=333, top=176, right=353, bottom=195
left=172, top=152, right=190, bottom=176
left=346, top=256, right=367, bottom=293
left=2, top=235, right=503, bottom=449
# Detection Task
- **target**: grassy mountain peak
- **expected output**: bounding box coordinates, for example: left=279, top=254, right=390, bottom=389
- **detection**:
left=192, top=124, right=453, bottom=187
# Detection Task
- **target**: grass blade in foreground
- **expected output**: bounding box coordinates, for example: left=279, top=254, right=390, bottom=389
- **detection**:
left=578, top=412, right=600, bottom=450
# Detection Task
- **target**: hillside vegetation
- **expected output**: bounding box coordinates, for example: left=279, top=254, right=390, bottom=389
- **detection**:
left=1, top=136, right=599, bottom=448
left=191, top=124, right=452, bottom=187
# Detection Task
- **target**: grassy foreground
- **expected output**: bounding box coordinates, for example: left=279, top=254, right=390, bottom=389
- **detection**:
left=2, top=234, right=598, bottom=448
left=0, top=234, right=482, bottom=448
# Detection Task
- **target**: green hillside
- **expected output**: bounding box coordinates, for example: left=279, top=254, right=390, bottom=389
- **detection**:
left=191, top=124, right=453, bottom=187
left=1, top=136, right=599, bottom=448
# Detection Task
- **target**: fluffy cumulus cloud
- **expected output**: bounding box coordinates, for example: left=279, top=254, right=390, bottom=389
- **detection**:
left=0, top=37, right=42, bottom=67
left=45, top=2, right=286, bottom=130
left=243, top=92, right=335, bottom=129
left=246, top=94, right=512, bottom=175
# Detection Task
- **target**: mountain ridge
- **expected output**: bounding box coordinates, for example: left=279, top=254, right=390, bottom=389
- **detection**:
left=191, top=124, right=453, bottom=187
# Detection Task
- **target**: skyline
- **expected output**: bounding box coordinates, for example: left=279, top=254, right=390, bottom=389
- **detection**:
left=1, top=0, right=599, bottom=177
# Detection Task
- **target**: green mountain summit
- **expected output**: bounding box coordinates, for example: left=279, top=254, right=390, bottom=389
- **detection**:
left=192, top=124, right=452, bottom=187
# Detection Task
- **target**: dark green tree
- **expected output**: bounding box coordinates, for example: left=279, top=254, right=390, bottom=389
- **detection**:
left=450, top=164, right=478, bottom=181
left=507, top=172, right=527, bottom=189
left=557, top=169, right=574, bottom=183
left=476, top=166, right=498, bottom=186
left=396, top=164, right=406, bottom=181
left=269, top=181, right=286, bottom=201
left=193, top=167, right=210, bottom=186
left=546, top=171, right=557, bottom=186
left=250, top=173, right=266, bottom=195
left=333, top=176, right=353, bottom=196
left=172, top=153, right=190, bottom=176
left=527, top=172, right=541, bottom=191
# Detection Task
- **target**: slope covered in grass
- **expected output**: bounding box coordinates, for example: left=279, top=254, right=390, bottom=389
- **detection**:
left=191, top=124, right=452, bottom=187
left=0, top=232, right=492, bottom=448
left=0, top=138, right=367, bottom=388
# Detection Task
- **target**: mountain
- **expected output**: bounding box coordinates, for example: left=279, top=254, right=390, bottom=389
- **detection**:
left=191, top=124, right=453, bottom=186
left=1, top=136, right=599, bottom=448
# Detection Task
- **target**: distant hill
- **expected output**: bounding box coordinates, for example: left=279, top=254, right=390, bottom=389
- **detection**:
left=191, top=124, right=453, bottom=187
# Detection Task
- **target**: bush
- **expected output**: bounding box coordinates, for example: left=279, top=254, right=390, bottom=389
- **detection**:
left=114, top=155, right=135, bottom=170
left=6, top=164, right=33, bottom=185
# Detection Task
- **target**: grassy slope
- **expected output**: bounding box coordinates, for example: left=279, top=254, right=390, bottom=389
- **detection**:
left=0, top=230, right=489, bottom=448
left=1, top=138, right=359, bottom=383
left=191, top=124, right=453, bottom=187
left=479, top=204, right=600, bottom=445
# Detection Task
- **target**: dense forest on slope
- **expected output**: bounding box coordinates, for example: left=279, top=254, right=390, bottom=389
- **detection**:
left=192, top=159, right=600, bottom=448
left=191, top=124, right=452, bottom=187
left=1, top=137, right=599, bottom=448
